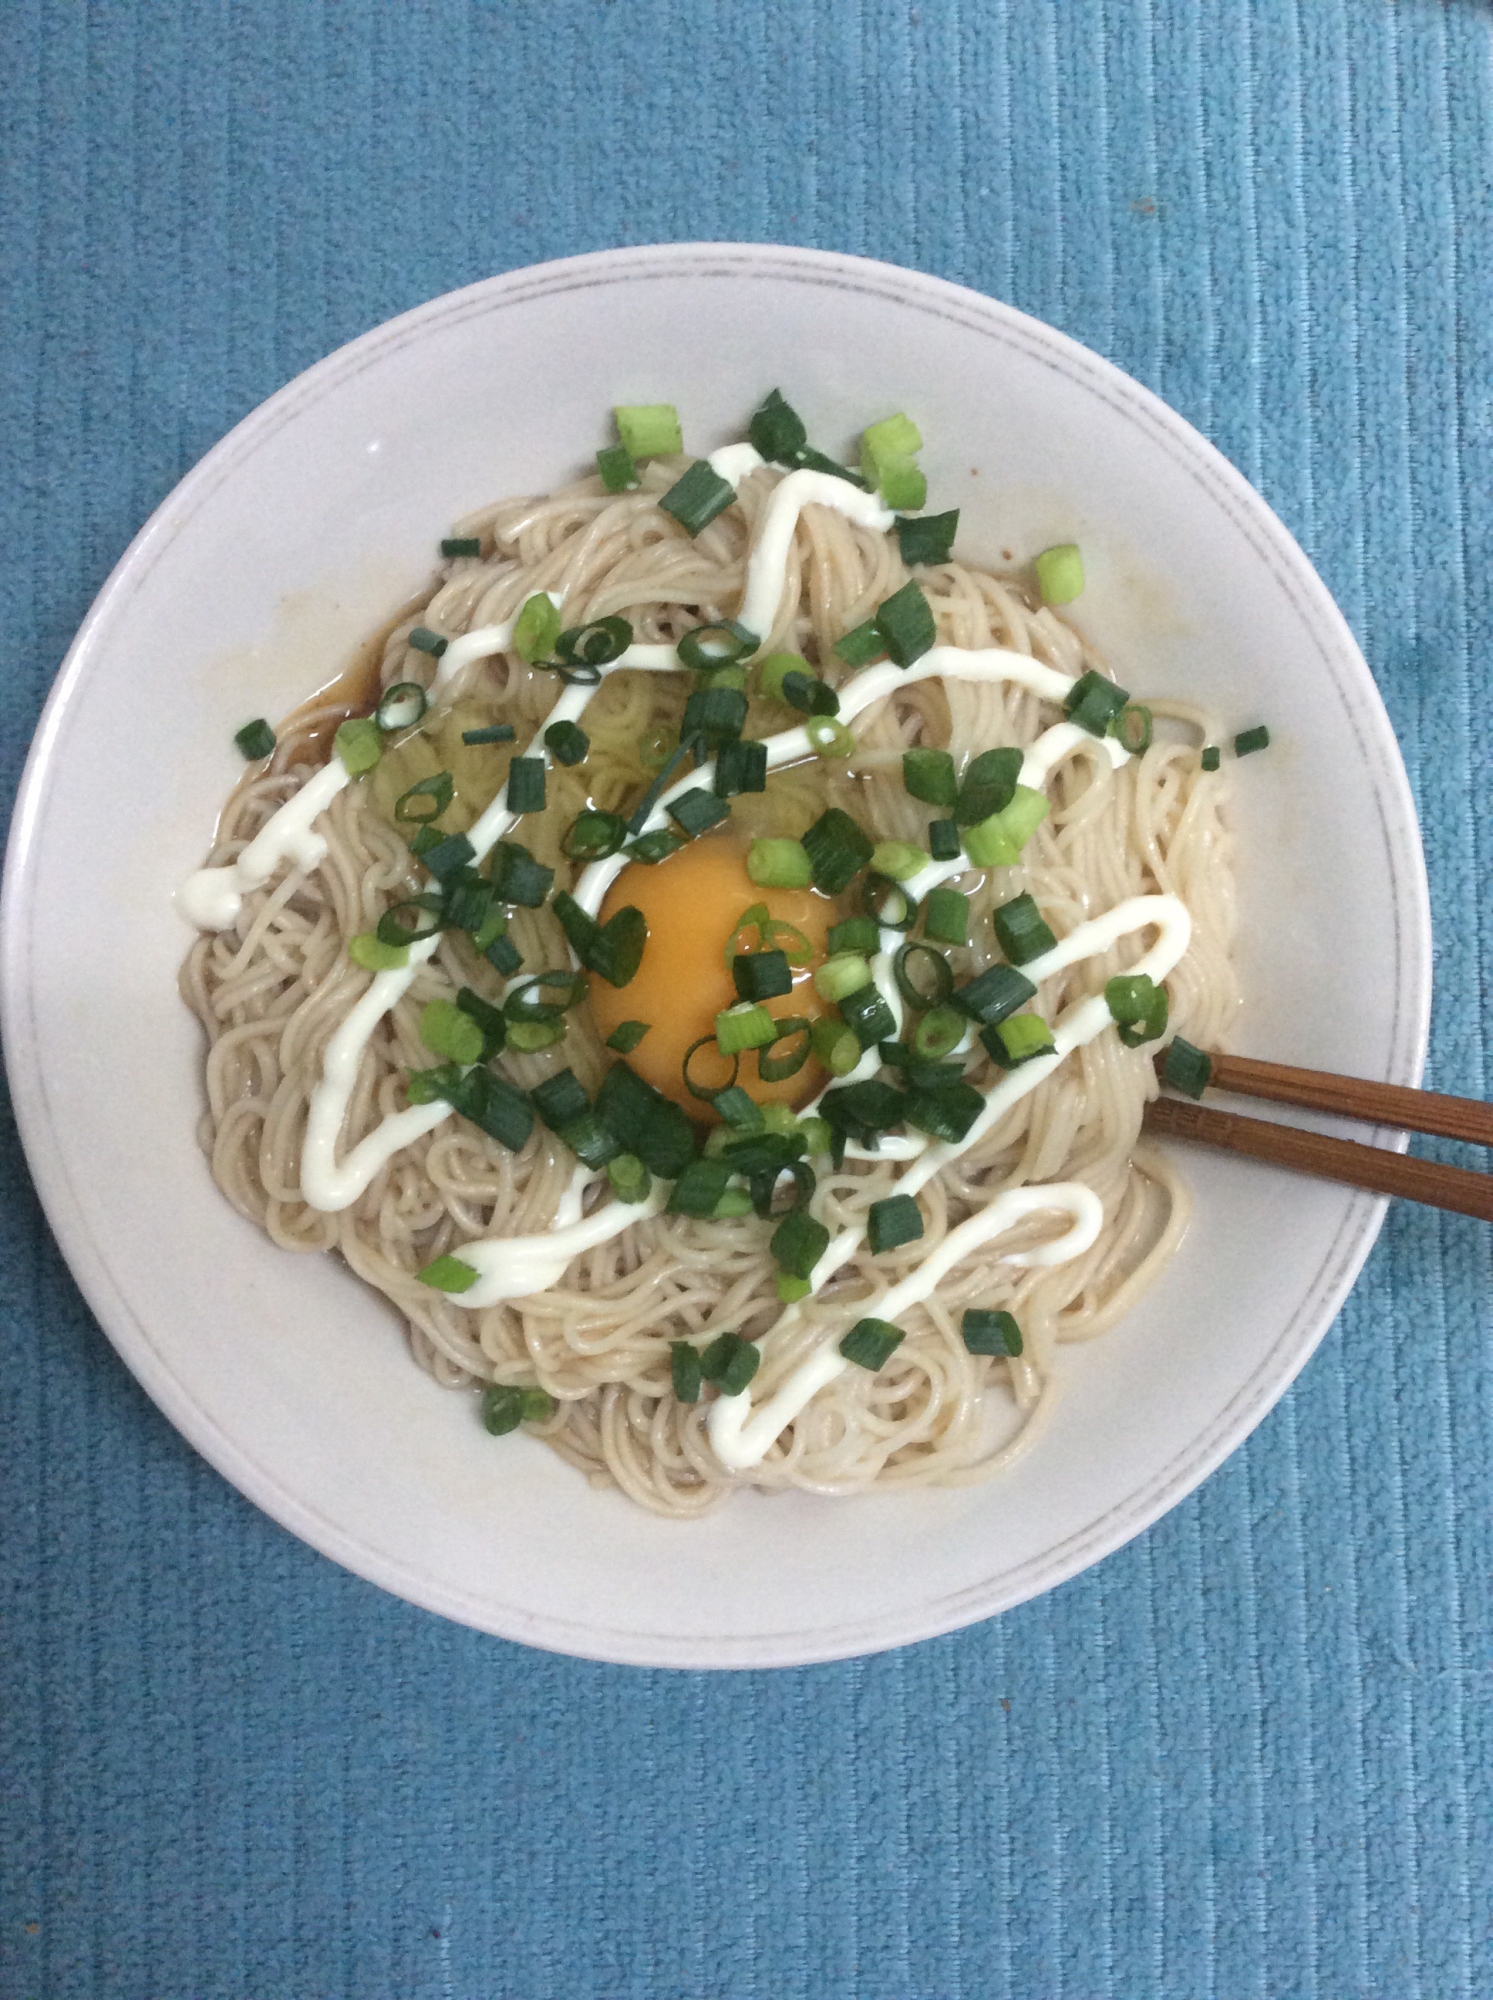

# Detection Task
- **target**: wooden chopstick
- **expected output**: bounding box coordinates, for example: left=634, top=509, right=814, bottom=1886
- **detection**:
left=1143, top=1052, right=1493, bottom=1223
left=1190, top=1049, right=1493, bottom=1147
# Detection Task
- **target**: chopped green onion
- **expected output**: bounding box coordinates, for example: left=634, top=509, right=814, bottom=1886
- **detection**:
left=506, top=1019, right=565, bottom=1053
left=395, top=771, right=455, bottom=823
left=334, top=717, right=382, bottom=775
left=376, top=897, right=444, bottom=948
left=557, top=1110, right=623, bottom=1171
left=801, top=808, right=875, bottom=894
left=750, top=999, right=818, bottom=1071
left=928, top=818, right=962, bottom=862
left=814, top=953, right=872, bottom=1004
left=713, top=1086, right=765, bottom=1132
left=868, top=840, right=926, bottom=882
left=983, top=1012, right=1056, bottom=1068
left=796, top=447, right=869, bottom=487
left=811, top=1018, right=862, bottom=1077
left=711, top=1186, right=754, bottom=1220
left=700, top=1332, right=760, bottom=1395
left=544, top=720, right=589, bottom=766
left=867, top=1194, right=924, bottom=1255
left=503, top=968, right=587, bottom=1022
left=377, top=682, right=428, bottom=732
left=746, top=837, right=813, bottom=889
left=1113, top=704, right=1153, bottom=754
left=1234, top=724, right=1270, bottom=757
left=956, top=747, right=1023, bottom=826
left=667, top=787, right=731, bottom=838
left=895, top=509, right=959, bottom=567
left=613, top=404, right=683, bottom=458
left=839, top=982, right=897, bottom=1048
left=407, top=626, right=448, bottom=658
left=513, top=593, right=562, bottom=664
left=606, top=1020, right=651, bottom=1054
left=733, top=949, right=793, bottom=1002
left=913, top=1005, right=964, bottom=1059
left=903, top=748, right=958, bottom=808
left=893, top=942, right=953, bottom=1010
left=608, top=1153, right=651, bottom=1203
left=1064, top=670, right=1130, bottom=739
left=677, top=620, right=758, bottom=672
left=683, top=1035, right=739, bottom=1100
left=481, top=1385, right=523, bottom=1433
left=596, top=442, right=639, bottom=492
left=562, top=809, right=627, bottom=861
left=625, top=828, right=686, bottom=864
left=716, top=1002, right=779, bottom=1055
left=440, top=868, right=494, bottom=935
left=954, top=963, right=1037, bottom=1026
left=659, top=460, right=736, bottom=536
left=596, top=1062, right=695, bottom=1177
left=862, top=875, right=919, bottom=932
left=441, top=536, right=482, bottom=558
left=681, top=683, right=749, bottom=748
left=903, top=1079, right=985, bottom=1143
left=551, top=893, right=648, bottom=988
left=556, top=617, right=633, bottom=669
left=472, top=905, right=507, bottom=955
left=962, top=1309, right=1023, bottom=1357
left=714, top=739, right=769, bottom=796
left=669, top=1157, right=732, bottom=1219
left=1105, top=972, right=1169, bottom=1049
left=879, top=460, right=927, bottom=511
left=520, top=1388, right=556, bottom=1422
left=747, top=387, right=808, bottom=464
left=505, top=757, right=546, bottom=815
left=529, top=1069, right=590, bottom=1132
left=454, top=986, right=507, bottom=1058
left=234, top=717, right=276, bottom=761
left=796, top=1116, right=832, bottom=1156
left=862, top=411, right=923, bottom=459
left=422, top=832, right=477, bottom=881
left=772, top=1208, right=830, bottom=1280
left=350, top=931, right=409, bottom=972
left=827, top=916, right=879, bottom=957
left=839, top=1317, right=904, bottom=1370
left=418, top=1254, right=479, bottom=1294
left=799, top=716, right=851, bottom=759
left=833, top=620, right=886, bottom=668
left=962, top=785, right=1050, bottom=868
left=781, top=671, right=841, bottom=718
left=1201, top=745, right=1221, bottom=772
left=1163, top=1036, right=1212, bottom=1097
left=875, top=579, right=937, bottom=668
left=923, top=886, right=969, bottom=946
left=671, top=1341, right=703, bottom=1403
left=777, top=1273, right=812, bottom=1303
left=462, top=722, right=516, bottom=746
left=757, top=652, right=811, bottom=702
left=487, top=841, right=553, bottom=907
left=993, top=892, right=1058, bottom=965
left=1035, top=543, right=1084, bottom=605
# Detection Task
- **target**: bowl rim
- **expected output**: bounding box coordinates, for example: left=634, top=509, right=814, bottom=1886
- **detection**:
left=1, top=243, right=1432, bottom=1666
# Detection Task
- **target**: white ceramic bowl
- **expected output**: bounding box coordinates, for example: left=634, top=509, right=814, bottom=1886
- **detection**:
left=1, top=246, right=1429, bottom=1667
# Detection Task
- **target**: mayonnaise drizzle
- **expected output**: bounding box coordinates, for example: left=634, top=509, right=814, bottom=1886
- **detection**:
left=706, top=1182, right=1105, bottom=1471
left=178, top=757, right=352, bottom=930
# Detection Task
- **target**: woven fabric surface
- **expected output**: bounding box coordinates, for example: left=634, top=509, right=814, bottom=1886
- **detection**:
left=2, top=3, right=1489, bottom=1996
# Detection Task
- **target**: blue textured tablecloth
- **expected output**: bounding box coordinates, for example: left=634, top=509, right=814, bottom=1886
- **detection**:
left=2, top=4, right=1488, bottom=1996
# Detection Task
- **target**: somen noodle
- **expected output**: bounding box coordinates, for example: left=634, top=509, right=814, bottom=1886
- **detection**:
left=179, top=400, right=1238, bottom=1518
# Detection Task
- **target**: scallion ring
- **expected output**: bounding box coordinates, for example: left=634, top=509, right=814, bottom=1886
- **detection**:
left=503, top=970, right=587, bottom=1023
left=913, top=1005, right=965, bottom=1060
left=806, top=716, right=854, bottom=759
left=562, top=809, right=627, bottom=861
left=394, top=771, right=455, bottom=824
left=676, top=620, right=758, bottom=672
left=375, top=898, right=444, bottom=948
left=862, top=875, right=919, bottom=932
left=376, top=682, right=428, bottom=732
left=749, top=1160, right=816, bottom=1220
left=682, top=1034, right=740, bottom=1102
left=555, top=616, right=633, bottom=668
left=755, top=1016, right=812, bottom=1083
left=893, top=942, right=954, bottom=1011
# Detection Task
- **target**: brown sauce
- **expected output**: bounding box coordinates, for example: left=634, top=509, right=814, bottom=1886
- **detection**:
left=277, top=587, right=435, bottom=764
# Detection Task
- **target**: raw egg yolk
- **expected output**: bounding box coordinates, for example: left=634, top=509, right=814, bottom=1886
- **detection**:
left=587, top=836, right=838, bottom=1115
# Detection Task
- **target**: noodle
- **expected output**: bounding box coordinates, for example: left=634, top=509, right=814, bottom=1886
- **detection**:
left=180, top=450, right=1238, bottom=1517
